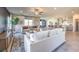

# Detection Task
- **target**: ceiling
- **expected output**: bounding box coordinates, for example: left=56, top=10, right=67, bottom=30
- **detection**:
left=6, top=7, right=79, bottom=18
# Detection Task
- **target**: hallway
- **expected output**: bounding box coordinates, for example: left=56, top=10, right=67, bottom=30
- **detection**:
left=55, top=31, right=79, bottom=52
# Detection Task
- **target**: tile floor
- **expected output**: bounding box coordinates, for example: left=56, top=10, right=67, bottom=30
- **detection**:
left=54, top=31, right=79, bottom=52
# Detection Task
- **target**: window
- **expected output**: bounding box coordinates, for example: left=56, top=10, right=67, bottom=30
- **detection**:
left=29, top=20, right=33, bottom=26
left=24, top=19, right=33, bottom=26
left=24, top=19, right=29, bottom=26
left=7, top=16, right=12, bottom=29
left=40, top=20, right=46, bottom=27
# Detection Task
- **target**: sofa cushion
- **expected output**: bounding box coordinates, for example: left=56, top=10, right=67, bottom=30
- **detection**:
left=49, top=29, right=57, bottom=37
left=30, top=33, right=35, bottom=41
left=49, top=28, right=63, bottom=37
left=30, top=31, right=49, bottom=41
left=26, top=32, right=30, bottom=38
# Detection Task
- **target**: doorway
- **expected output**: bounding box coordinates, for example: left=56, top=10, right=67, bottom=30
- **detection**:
left=76, top=19, right=79, bottom=32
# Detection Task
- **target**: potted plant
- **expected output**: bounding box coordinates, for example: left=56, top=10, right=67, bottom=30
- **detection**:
left=11, top=17, right=19, bottom=25
left=11, top=17, right=20, bottom=36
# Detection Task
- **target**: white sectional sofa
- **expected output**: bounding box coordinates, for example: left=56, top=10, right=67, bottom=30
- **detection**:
left=24, top=28, right=66, bottom=52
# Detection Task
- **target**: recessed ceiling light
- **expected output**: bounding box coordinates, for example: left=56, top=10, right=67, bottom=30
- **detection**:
left=54, top=8, right=57, bottom=10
